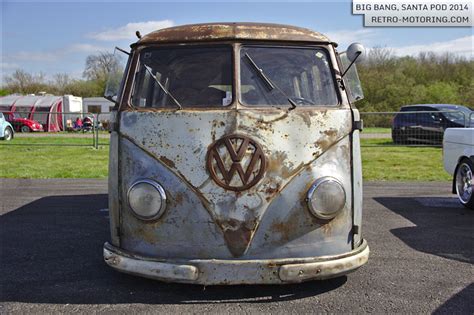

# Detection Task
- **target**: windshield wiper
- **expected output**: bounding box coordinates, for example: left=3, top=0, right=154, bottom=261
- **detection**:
left=144, top=65, right=182, bottom=110
left=244, top=53, right=297, bottom=110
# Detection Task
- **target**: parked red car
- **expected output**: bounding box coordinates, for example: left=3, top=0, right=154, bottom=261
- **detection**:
left=2, top=112, right=44, bottom=132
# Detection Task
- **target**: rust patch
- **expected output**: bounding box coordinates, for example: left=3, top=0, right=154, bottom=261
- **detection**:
left=173, top=192, right=184, bottom=205
left=314, top=138, right=331, bottom=151
left=254, top=119, right=275, bottom=133
left=315, top=129, right=339, bottom=152
left=218, top=219, right=257, bottom=257
left=270, top=221, right=290, bottom=243
left=320, top=206, right=348, bottom=236
left=267, top=152, right=305, bottom=180
left=281, top=162, right=305, bottom=179
left=104, top=254, right=121, bottom=266
left=264, top=181, right=282, bottom=202
left=264, top=112, right=289, bottom=123
left=297, top=112, right=312, bottom=128
left=265, top=182, right=281, bottom=195
left=211, top=119, right=226, bottom=129
left=159, top=156, right=176, bottom=169
left=267, top=151, right=288, bottom=175
left=267, top=262, right=277, bottom=268
left=134, top=226, right=159, bottom=245
left=324, top=128, right=338, bottom=138
left=135, top=22, right=331, bottom=46
left=237, top=124, right=258, bottom=134
left=269, top=209, right=305, bottom=243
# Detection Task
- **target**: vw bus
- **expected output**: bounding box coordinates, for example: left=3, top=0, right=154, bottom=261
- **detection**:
left=103, top=23, right=369, bottom=284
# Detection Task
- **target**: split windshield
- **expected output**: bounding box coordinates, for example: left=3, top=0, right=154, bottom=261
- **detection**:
left=131, top=45, right=339, bottom=108
left=132, top=46, right=233, bottom=108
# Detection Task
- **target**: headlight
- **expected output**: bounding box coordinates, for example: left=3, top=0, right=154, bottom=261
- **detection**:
left=127, top=179, right=166, bottom=220
left=306, top=177, right=346, bottom=220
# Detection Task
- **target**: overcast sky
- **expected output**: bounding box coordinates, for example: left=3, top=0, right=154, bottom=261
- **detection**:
left=1, top=0, right=472, bottom=82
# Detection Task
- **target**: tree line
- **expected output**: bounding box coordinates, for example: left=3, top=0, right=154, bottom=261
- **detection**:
left=356, top=48, right=473, bottom=112
left=1, top=49, right=473, bottom=112
left=0, top=52, right=120, bottom=98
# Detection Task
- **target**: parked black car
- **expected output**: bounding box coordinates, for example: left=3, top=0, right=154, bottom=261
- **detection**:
left=392, top=104, right=473, bottom=145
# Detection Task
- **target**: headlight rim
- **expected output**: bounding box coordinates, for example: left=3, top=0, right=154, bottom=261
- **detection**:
left=127, top=179, right=167, bottom=221
left=306, top=176, right=346, bottom=220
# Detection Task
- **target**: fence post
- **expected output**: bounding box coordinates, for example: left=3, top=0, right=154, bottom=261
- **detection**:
left=95, top=113, right=99, bottom=149
left=90, top=112, right=96, bottom=149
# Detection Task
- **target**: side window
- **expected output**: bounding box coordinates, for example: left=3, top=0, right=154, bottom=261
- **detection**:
left=339, top=52, right=364, bottom=102
left=412, top=107, right=438, bottom=123
left=418, top=113, right=434, bottom=122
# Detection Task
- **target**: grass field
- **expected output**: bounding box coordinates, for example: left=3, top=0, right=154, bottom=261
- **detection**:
left=0, top=136, right=450, bottom=181
left=361, top=139, right=450, bottom=181
left=0, top=137, right=109, bottom=178
left=363, top=127, right=391, bottom=134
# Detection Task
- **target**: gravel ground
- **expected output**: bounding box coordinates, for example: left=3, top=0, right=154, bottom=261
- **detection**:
left=0, top=179, right=472, bottom=314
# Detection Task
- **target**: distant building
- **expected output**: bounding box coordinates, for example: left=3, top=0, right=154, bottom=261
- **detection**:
left=83, top=97, right=115, bottom=122
left=0, top=94, right=82, bottom=131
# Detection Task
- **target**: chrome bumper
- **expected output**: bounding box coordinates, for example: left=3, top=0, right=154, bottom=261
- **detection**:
left=103, top=240, right=369, bottom=285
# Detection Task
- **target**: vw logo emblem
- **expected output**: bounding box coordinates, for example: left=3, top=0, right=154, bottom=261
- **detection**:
left=207, top=134, right=266, bottom=191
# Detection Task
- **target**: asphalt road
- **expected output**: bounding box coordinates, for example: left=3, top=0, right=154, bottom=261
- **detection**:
left=0, top=179, right=473, bottom=313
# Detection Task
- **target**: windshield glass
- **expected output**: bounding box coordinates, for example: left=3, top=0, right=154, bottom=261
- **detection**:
left=14, top=111, right=29, bottom=119
left=240, top=46, right=338, bottom=106
left=132, top=46, right=232, bottom=108
left=438, top=106, right=473, bottom=122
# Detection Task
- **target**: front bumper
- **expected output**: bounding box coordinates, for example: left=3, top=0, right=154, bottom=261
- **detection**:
left=103, top=240, right=369, bottom=285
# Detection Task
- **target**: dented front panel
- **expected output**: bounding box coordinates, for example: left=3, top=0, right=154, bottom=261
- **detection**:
left=117, top=108, right=353, bottom=259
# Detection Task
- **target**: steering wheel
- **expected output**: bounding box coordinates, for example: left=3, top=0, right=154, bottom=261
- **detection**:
left=291, top=97, right=316, bottom=105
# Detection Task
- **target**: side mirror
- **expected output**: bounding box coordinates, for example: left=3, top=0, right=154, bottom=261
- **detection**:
left=341, top=43, right=365, bottom=77
left=347, top=42, right=365, bottom=63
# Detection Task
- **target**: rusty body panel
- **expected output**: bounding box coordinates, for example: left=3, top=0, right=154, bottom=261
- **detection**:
left=117, top=109, right=353, bottom=259
left=134, top=22, right=332, bottom=46
left=104, top=22, right=368, bottom=284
